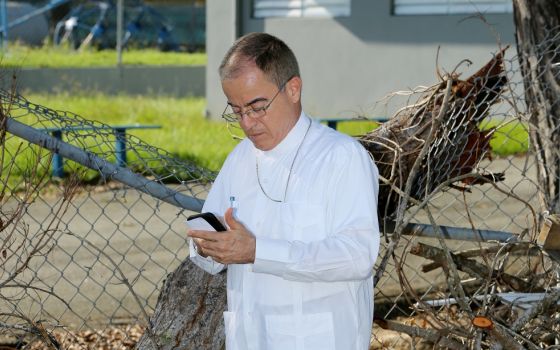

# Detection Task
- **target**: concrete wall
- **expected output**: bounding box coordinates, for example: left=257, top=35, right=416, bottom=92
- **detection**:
left=14, top=66, right=205, bottom=97
left=205, top=0, right=515, bottom=119
left=205, top=0, right=238, bottom=117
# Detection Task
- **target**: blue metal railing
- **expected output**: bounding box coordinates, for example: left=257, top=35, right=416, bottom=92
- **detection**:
left=316, top=116, right=389, bottom=130
left=41, top=124, right=161, bottom=177
left=6, top=117, right=202, bottom=212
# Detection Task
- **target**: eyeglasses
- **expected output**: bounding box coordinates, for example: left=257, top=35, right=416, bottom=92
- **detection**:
left=221, top=78, right=290, bottom=123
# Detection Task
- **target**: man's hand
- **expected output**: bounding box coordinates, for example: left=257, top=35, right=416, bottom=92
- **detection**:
left=187, top=208, right=256, bottom=264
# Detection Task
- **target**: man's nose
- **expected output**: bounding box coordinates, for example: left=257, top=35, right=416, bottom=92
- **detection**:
left=240, top=113, right=258, bottom=129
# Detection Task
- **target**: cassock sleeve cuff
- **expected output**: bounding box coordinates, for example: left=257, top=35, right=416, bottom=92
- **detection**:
left=189, top=239, right=224, bottom=275
left=252, top=237, right=292, bottom=275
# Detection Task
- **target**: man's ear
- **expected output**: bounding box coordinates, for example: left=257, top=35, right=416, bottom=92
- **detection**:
left=285, top=76, right=302, bottom=104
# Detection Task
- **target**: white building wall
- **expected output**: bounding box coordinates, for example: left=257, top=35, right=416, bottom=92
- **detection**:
left=206, top=0, right=515, bottom=120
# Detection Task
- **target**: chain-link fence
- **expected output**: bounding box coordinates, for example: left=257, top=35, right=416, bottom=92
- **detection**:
left=0, top=85, right=215, bottom=348
left=1, top=33, right=559, bottom=350
left=367, top=26, right=560, bottom=348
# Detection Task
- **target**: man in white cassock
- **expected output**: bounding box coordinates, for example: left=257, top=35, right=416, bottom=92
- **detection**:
left=188, top=32, right=380, bottom=350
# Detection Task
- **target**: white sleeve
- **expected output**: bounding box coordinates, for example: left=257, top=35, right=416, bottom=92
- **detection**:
left=189, top=238, right=225, bottom=275
left=188, top=156, right=232, bottom=275
left=252, top=143, right=380, bottom=282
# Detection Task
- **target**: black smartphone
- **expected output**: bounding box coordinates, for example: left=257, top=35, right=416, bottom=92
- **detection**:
left=186, top=212, right=227, bottom=232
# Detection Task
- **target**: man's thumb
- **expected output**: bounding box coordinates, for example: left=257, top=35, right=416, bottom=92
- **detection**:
left=225, top=207, right=240, bottom=229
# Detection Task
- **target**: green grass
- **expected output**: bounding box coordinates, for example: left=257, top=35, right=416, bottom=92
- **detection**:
left=331, top=120, right=382, bottom=136
left=2, top=93, right=529, bottom=189
left=2, top=93, right=235, bottom=190
left=481, top=118, right=529, bottom=156
left=333, top=118, right=529, bottom=156
left=0, top=43, right=206, bottom=68
left=23, top=92, right=236, bottom=171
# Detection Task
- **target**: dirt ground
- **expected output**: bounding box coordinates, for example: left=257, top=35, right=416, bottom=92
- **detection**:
left=2, top=156, right=543, bottom=333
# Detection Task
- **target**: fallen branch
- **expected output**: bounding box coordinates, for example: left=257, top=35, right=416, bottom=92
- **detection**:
left=374, top=318, right=465, bottom=350
left=421, top=243, right=536, bottom=273
left=511, top=287, right=560, bottom=332
left=410, top=242, right=540, bottom=292
left=488, top=323, right=525, bottom=350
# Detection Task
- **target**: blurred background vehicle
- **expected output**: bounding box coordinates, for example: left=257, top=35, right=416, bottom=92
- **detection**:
left=53, top=0, right=179, bottom=51
left=1, top=0, right=205, bottom=51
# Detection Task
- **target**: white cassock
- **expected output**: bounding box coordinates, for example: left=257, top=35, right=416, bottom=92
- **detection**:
left=190, top=112, right=380, bottom=350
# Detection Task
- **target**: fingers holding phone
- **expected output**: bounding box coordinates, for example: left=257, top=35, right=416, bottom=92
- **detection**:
left=186, top=209, right=255, bottom=264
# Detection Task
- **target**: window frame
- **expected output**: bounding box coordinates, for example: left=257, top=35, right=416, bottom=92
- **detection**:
left=392, top=0, right=513, bottom=16
left=252, top=0, right=351, bottom=19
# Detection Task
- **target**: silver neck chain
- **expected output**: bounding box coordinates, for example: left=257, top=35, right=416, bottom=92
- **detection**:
left=256, top=119, right=312, bottom=203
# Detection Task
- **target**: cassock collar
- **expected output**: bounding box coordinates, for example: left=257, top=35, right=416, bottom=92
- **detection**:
left=256, top=111, right=310, bottom=159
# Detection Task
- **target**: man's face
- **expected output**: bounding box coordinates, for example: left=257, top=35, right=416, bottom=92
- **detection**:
left=221, top=65, right=301, bottom=151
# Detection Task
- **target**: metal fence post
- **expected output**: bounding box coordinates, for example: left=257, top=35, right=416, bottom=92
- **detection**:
left=114, top=127, right=127, bottom=167
left=0, top=0, right=7, bottom=51
left=52, top=129, right=65, bottom=177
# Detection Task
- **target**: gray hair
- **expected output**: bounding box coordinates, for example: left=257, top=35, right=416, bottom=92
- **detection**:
left=219, top=32, right=300, bottom=88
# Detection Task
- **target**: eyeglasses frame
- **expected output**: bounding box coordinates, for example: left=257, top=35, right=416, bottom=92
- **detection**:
left=221, top=77, right=293, bottom=123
